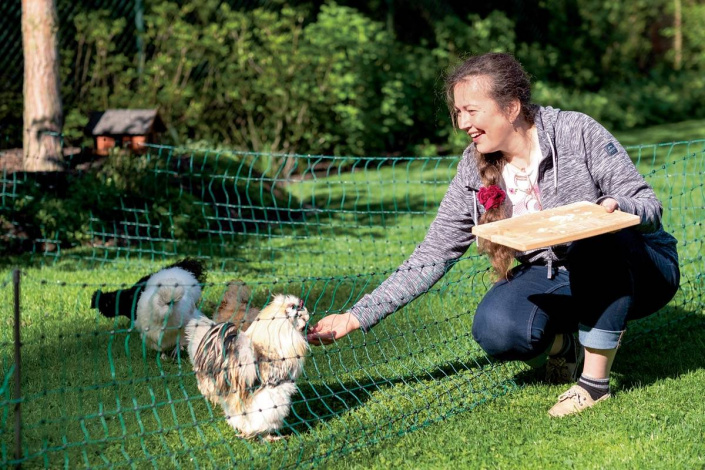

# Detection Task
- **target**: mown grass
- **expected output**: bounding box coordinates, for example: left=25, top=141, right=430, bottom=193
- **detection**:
left=331, top=310, right=705, bottom=469
left=614, top=118, right=705, bottom=147
left=0, top=129, right=703, bottom=468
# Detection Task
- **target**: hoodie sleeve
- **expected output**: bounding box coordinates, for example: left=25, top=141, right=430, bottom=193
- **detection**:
left=571, top=112, right=663, bottom=233
left=349, top=153, right=479, bottom=332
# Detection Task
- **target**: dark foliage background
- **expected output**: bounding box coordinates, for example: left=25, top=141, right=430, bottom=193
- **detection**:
left=2, top=0, right=704, bottom=156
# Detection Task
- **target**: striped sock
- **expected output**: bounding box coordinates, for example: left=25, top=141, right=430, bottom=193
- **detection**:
left=577, top=374, right=610, bottom=400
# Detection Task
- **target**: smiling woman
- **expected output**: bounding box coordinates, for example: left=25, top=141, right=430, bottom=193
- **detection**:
left=308, top=52, right=681, bottom=419
left=446, top=53, right=544, bottom=275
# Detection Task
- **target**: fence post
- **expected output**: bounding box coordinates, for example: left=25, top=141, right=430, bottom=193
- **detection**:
left=13, top=268, right=21, bottom=467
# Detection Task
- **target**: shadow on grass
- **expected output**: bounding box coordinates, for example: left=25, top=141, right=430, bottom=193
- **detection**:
left=7, top=298, right=505, bottom=449
left=289, top=353, right=504, bottom=422
left=613, top=306, right=705, bottom=391
left=511, top=304, right=705, bottom=390
left=7, top=307, right=701, bottom=469
left=6, top=268, right=702, bottom=468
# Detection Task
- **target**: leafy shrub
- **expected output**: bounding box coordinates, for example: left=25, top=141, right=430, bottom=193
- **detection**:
left=1, top=150, right=302, bottom=256
left=5, top=1, right=701, bottom=159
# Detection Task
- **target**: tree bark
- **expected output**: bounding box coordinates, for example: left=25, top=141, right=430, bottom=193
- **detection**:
left=22, top=0, right=64, bottom=172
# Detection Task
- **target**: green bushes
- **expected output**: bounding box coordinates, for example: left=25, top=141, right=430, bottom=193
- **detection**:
left=60, top=2, right=433, bottom=157
left=0, top=150, right=301, bottom=256
left=4, top=1, right=704, bottom=157
left=532, top=70, right=705, bottom=131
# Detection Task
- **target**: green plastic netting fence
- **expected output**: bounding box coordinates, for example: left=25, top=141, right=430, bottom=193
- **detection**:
left=0, top=141, right=703, bottom=467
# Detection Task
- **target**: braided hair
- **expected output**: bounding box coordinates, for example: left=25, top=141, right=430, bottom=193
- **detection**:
left=444, top=52, right=537, bottom=279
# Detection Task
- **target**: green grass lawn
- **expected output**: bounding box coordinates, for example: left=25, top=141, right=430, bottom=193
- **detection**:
left=330, top=308, right=705, bottom=469
left=614, top=118, right=705, bottom=147
left=1, top=124, right=704, bottom=468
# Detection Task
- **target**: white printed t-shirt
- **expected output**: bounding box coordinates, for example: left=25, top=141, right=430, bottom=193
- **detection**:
left=503, top=129, right=543, bottom=217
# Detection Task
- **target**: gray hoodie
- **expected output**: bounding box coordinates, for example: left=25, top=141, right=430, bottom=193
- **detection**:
left=349, top=106, right=679, bottom=331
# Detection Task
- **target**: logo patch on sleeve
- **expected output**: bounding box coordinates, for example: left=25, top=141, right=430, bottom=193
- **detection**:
left=605, top=142, right=618, bottom=156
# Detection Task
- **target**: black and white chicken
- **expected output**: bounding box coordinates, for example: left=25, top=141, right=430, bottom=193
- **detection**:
left=91, top=258, right=206, bottom=352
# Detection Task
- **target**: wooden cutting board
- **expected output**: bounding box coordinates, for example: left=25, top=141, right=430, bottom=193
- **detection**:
left=471, top=201, right=641, bottom=251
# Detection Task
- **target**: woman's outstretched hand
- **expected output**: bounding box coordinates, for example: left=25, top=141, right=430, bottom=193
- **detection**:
left=306, top=312, right=361, bottom=346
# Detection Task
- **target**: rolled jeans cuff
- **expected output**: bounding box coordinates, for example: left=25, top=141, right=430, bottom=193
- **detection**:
left=578, top=324, right=624, bottom=349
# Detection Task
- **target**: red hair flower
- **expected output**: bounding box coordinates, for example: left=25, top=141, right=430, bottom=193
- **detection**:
left=477, top=185, right=506, bottom=211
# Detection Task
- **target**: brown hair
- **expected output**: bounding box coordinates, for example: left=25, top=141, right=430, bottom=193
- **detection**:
left=444, top=52, right=536, bottom=279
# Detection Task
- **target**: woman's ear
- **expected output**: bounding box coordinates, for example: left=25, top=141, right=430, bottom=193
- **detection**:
left=507, top=99, right=521, bottom=123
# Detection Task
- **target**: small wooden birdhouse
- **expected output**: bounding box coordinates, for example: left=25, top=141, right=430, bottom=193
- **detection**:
left=86, top=109, right=166, bottom=156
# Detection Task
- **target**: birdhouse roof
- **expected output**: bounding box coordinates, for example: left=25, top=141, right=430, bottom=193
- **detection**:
left=86, top=109, right=166, bottom=136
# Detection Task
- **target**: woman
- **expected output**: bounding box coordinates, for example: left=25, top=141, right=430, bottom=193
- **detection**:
left=306, top=52, right=680, bottom=417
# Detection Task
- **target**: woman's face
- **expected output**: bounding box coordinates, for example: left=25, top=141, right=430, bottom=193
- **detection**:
left=453, top=76, right=517, bottom=155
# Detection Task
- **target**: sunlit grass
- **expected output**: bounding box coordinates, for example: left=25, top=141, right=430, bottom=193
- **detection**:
left=614, top=118, right=705, bottom=147
left=1, top=134, right=703, bottom=468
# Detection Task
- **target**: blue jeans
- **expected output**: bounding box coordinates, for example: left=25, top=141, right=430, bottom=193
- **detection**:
left=471, top=231, right=680, bottom=362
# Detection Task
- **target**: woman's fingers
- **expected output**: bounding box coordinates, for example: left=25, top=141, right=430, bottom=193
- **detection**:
left=305, top=313, right=360, bottom=345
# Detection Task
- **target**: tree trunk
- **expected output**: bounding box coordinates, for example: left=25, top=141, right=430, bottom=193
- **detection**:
left=22, top=0, right=63, bottom=172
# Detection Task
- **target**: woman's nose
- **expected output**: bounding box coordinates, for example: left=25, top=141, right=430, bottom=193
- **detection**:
left=457, top=112, right=471, bottom=130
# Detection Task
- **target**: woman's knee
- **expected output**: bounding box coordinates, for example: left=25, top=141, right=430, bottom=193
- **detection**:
left=472, top=271, right=564, bottom=361
left=472, top=300, right=532, bottom=361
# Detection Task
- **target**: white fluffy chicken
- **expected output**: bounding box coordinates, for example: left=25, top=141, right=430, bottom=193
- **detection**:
left=92, top=258, right=205, bottom=352
left=185, top=294, right=309, bottom=440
